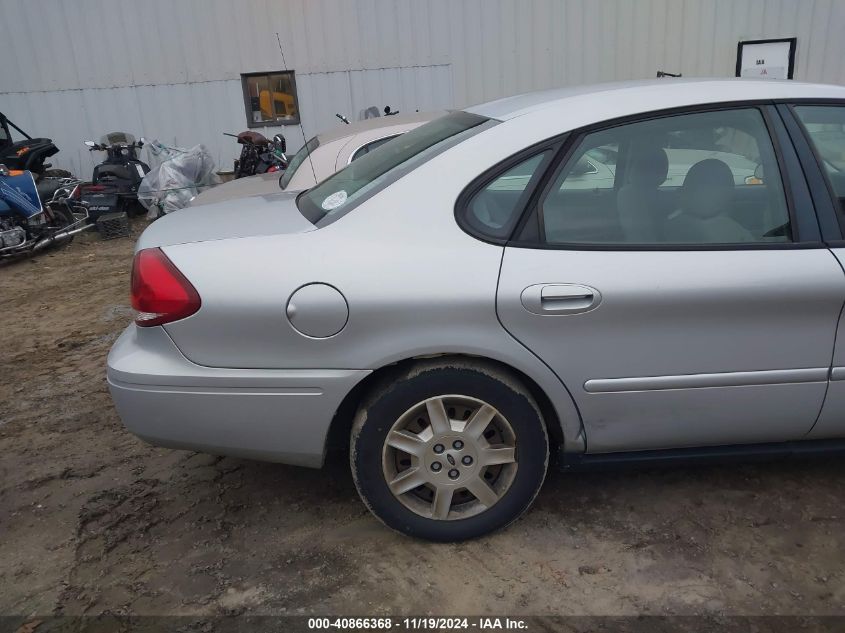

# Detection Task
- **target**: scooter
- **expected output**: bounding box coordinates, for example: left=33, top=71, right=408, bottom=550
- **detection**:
left=80, top=133, right=150, bottom=221
left=224, top=131, right=287, bottom=179
left=0, top=164, right=91, bottom=259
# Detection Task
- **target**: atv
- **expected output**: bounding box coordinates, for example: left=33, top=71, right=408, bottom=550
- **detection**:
left=0, top=112, right=71, bottom=179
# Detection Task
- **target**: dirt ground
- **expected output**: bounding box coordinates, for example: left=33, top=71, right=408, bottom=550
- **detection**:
left=1, top=220, right=844, bottom=619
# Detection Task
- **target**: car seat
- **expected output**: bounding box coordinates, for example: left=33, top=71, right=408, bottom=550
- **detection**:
left=616, top=145, right=669, bottom=242
left=664, top=158, right=755, bottom=243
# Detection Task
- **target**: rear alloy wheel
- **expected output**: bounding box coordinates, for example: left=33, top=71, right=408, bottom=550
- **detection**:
left=382, top=395, right=518, bottom=521
left=351, top=360, right=549, bottom=541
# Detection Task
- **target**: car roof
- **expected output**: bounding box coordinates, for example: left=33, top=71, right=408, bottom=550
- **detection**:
left=465, top=78, right=845, bottom=121
left=316, top=110, right=446, bottom=144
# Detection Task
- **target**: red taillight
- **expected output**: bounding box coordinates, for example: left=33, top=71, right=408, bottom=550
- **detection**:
left=131, top=248, right=201, bottom=327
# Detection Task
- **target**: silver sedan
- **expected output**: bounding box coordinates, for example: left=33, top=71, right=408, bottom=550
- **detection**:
left=108, top=79, right=845, bottom=541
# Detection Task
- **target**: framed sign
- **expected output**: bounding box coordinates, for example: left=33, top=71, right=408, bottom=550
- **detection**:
left=736, top=38, right=797, bottom=80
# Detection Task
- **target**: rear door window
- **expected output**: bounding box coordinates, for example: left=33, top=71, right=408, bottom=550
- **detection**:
left=539, top=108, right=791, bottom=245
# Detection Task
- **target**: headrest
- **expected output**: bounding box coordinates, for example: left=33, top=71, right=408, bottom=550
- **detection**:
left=627, top=145, right=668, bottom=187
left=683, top=159, right=734, bottom=190
left=682, top=159, right=735, bottom=219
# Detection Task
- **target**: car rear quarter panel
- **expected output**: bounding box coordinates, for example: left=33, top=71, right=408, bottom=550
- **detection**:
left=160, top=123, right=589, bottom=448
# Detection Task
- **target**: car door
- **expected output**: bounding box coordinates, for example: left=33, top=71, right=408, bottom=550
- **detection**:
left=789, top=102, right=845, bottom=440
left=495, top=104, right=845, bottom=453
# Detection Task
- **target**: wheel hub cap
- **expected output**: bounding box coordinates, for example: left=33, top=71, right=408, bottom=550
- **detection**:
left=426, top=434, right=478, bottom=484
left=381, top=395, right=518, bottom=521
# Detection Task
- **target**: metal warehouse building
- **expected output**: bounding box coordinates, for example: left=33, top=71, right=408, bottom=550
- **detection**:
left=2, top=0, right=845, bottom=178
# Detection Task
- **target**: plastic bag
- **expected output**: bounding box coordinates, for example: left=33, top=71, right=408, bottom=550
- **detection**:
left=138, top=141, right=221, bottom=218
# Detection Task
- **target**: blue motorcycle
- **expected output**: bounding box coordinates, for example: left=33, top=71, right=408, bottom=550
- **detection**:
left=0, top=164, right=91, bottom=259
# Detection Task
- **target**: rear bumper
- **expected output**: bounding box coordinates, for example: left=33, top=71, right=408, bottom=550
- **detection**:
left=106, top=325, right=369, bottom=467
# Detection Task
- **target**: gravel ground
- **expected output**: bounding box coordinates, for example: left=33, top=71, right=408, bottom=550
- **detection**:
left=1, top=221, right=844, bottom=619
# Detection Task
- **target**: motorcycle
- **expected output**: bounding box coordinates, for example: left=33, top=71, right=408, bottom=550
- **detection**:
left=80, top=132, right=150, bottom=221
left=0, top=111, right=71, bottom=179
left=224, top=131, right=287, bottom=179
left=0, top=164, right=91, bottom=259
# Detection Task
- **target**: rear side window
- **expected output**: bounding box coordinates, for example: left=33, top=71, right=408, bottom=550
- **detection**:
left=540, top=108, right=791, bottom=245
left=297, top=112, right=494, bottom=227
left=350, top=135, right=400, bottom=162
left=793, top=106, right=845, bottom=216
left=461, top=152, right=552, bottom=240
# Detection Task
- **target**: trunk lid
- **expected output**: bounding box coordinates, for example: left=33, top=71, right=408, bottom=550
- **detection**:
left=136, top=191, right=315, bottom=250
left=189, top=172, right=281, bottom=207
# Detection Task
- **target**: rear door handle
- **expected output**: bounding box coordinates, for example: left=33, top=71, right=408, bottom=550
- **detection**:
left=520, top=284, right=601, bottom=315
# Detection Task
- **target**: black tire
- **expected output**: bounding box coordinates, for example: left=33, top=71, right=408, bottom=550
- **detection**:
left=41, top=169, right=73, bottom=179
left=351, top=358, right=549, bottom=542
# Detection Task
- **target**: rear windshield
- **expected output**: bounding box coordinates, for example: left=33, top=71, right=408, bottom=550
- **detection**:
left=297, top=111, right=494, bottom=226
left=280, top=135, right=320, bottom=190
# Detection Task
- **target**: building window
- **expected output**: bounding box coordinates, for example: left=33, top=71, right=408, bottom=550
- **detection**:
left=241, top=71, right=300, bottom=127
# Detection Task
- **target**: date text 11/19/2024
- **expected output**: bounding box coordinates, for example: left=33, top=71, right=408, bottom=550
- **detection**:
left=307, top=617, right=529, bottom=630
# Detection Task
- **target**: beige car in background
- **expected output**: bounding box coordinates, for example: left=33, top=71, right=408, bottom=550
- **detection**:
left=191, top=111, right=443, bottom=206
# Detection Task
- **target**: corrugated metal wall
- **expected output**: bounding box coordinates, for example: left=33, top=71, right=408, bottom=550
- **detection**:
left=1, top=0, right=845, bottom=176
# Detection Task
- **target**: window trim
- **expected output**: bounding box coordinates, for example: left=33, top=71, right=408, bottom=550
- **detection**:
left=240, top=70, right=301, bottom=128
left=508, top=100, right=822, bottom=252
left=781, top=100, right=845, bottom=243
left=454, top=137, right=566, bottom=245
left=760, top=104, right=819, bottom=242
